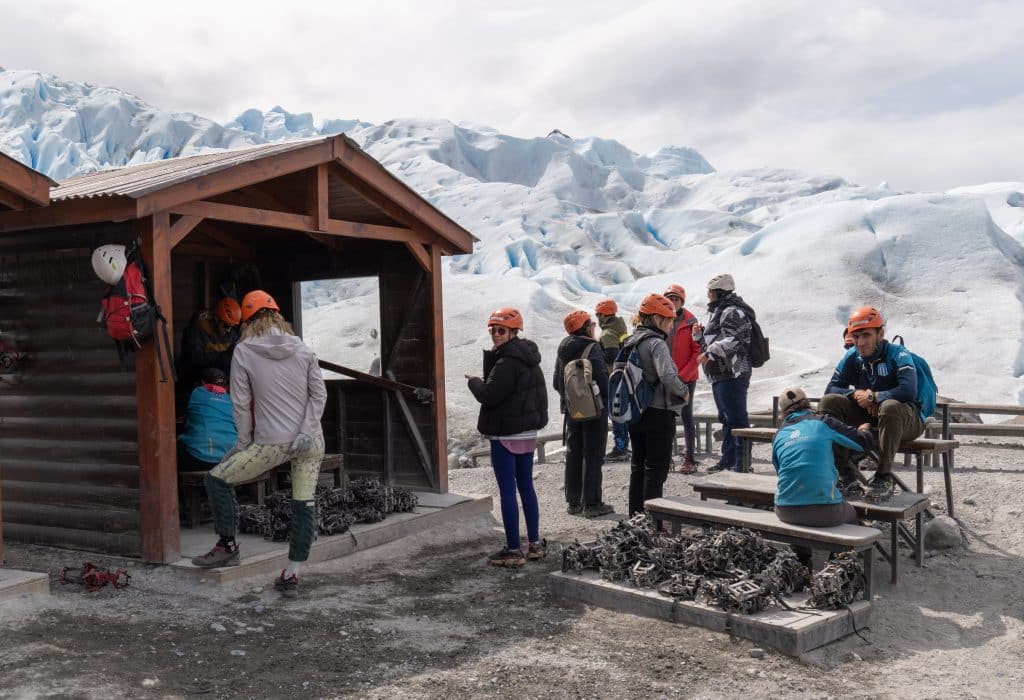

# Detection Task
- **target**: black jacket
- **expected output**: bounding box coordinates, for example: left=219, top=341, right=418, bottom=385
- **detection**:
left=468, top=337, right=548, bottom=437
left=553, top=334, right=609, bottom=415
left=177, top=311, right=239, bottom=387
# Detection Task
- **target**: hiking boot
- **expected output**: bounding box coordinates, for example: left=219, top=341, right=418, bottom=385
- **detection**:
left=583, top=502, right=614, bottom=519
left=488, top=547, right=526, bottom=567
left=527, top=539, right=547, bottom=561
left=190, top=544, right=240, bottom=568
left=677, top=456, right=697, bottom=475
left=839, top=479, right=866, bottom=499
left=605, top=447, right=630, bottom=461
left=866, top=474, right=895, bottom=501
left=274, top=571, right=299, bottom=599
left=567, top=503, right=584, bottom=515
left=707, top=462, right=728, bottom=474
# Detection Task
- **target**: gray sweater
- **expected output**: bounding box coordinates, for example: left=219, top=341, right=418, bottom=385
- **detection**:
left=632, top=325, right=689, bottom=412
left=229, top=331, right=327, bottom=450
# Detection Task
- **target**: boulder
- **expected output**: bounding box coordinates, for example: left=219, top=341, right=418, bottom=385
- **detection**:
left=924, top=516, right=963, bottom=549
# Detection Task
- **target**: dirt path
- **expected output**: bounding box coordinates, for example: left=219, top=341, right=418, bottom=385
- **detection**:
left=1, top=439, right=1022, bottom=699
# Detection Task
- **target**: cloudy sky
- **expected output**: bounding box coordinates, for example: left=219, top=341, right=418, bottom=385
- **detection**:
left=2, top=0, right=1023, bottom=190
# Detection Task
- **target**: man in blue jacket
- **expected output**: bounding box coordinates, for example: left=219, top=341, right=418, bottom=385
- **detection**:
left=772, top=386, right=874, bottom=526
left=821, top=306, right=926, bottom=500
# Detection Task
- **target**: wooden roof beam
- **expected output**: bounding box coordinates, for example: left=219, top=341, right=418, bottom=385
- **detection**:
left=0, top=152, right=53, bottom=207
left=0, top=188, right=31, bottom=211
left=168, top=215, right=204, bottom=247
left=0, top=195, right=136, bottom=233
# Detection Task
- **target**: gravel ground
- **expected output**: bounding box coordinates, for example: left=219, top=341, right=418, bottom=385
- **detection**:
left=0, top=437, right=1022, bottom=699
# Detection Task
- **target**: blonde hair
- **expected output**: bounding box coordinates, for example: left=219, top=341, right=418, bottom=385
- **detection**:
left=240, top=309, right=294, bottom=340
left=630, top=313, right=642, bottom=329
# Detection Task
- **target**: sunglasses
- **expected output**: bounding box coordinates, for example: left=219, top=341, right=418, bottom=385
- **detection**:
left=488, top=326, right=509, bottom=336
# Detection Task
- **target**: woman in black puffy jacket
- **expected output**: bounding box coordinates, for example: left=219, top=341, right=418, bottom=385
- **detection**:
left=467, top=307, right=548, bottom=567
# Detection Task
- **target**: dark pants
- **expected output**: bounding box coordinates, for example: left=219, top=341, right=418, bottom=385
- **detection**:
left=819, top=394, right=924, bottom=475
left=627, top=407, right=677, bottom=515
left=776, top=501, right=858, bottom=527
left=176, top=443, right=218, bottom=472
left=564, top=417, right=608, bottom=507
left=612, top=420, right=630, bottom=451
left=711, top=375, right=750, bottom=469
left=490, top=440, right=540, bottom=551
left=680, top=380, right=697, bottom=456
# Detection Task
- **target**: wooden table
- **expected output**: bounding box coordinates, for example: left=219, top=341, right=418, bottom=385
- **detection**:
left=690, top=471, right=931, bottom=584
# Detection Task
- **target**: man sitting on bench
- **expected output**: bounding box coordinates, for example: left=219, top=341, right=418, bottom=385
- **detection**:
left=821, top=306, right=926, bottom=500
left=773, top=386, right=875, bottom=527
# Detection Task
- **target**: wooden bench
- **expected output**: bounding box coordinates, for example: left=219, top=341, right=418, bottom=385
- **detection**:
left=465, top=432, right=565, bottom=468
left=939, top=402, right=1024, bottom=440
left=268, top=453, right=346, bottom=492
left=689, top=412, right=775, bottom=455
left=732, top=427, right=959, bottom=517
left=690, top=471, right=930, bottom=584
left=645, top=496, right=882, bottom=598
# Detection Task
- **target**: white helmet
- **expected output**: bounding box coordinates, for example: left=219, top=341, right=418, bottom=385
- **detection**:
left=91, top=244, right=127, bottom=286
left=707, top=273, right=735, bottom=292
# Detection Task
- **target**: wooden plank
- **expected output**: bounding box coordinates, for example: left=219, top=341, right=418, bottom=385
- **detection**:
left=0, top=196, right=136, bottom=233
left=0, top=187, right=30, bottom=211
left=0, top=151, right=52, bottom=206
left=947, top=403, right=1024, bottom=414
left=948, top=423, right=1024, bottom=436
left=549, top=571, right=871, bottom=657
left=135, top=139, right=335, bottom=217
left=430, top=245, right=449, bottom=493
left=311, top=163, right=329, bottom=230
left=387, top=372, right=436, bottom=490
left=168, top=214, right=204, bottom=247
left=645, top=496, right=883, bottom=548
left=404, top=241, right=431, bottom=272
left=322, top=218, right=427, bottom=244
left=135, top=214, right=181, bottom=564
left=2, top=522, right=141, bottom=555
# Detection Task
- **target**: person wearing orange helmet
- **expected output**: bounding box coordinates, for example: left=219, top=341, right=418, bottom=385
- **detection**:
left=467, top=307, right=549, bottom=567
left=191, top=290, right=327, bottom=600
left=663, top=284, right=701, bottom=473
left=595, top=298, right=631, bottom=460
left=822, top=306, right=926, bottom=500
left=621, top=293, right=689, bottom=516
left=554, top=310, right=613, bottom=518
left=177, top=297, right=242, bottom=389
left=693, top=274, right=754, bottom=473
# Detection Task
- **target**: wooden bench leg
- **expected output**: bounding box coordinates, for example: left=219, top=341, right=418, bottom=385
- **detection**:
left=536, top=443, right=547, bottom=464
left=862, top=547, right=874, bottom=600
left=943, top=451, right=955, bottom=519
left=915, top=511, right=925, bottom=567
left=742, top=439, right=752, bottom=471
left=890, top=523, right=898, bottom=585
left=187, top=487, right=201, bottom=529
left=916, top=453, right=924, bottom=493
left=257, top=480, right=266, bottom=506
left=705, top=422, right=713, bottom=454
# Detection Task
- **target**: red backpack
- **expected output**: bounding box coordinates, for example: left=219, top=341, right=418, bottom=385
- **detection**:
left=99, top=242, right=175, bottom=382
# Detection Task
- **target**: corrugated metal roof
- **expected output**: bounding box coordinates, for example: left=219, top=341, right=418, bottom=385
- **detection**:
left=50, top=136, right=332, bottom=201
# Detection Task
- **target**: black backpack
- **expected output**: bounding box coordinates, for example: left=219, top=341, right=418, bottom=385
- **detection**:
left=729, top=299, right=770, bottom=368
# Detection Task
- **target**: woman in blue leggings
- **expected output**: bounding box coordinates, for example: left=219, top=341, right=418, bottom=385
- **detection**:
left=467, top=307, right=549, bottom=567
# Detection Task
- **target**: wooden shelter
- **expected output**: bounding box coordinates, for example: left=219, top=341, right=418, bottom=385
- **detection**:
left=0, top=135, right=474, bottom=563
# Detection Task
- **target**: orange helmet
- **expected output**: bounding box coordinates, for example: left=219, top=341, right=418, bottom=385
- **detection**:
left=240, top=290, right=280, bottom=323
left=214, top=297, right=242, bottom=326
left=847, top=305, right=884, bottom=334
left=563, top=310, right=591, bottom=334
left=638, top=293, right=676, bottom=319
left=595, top=299, right=618, bottom=316
left=487, top=307, right=523, bottom=330
left=663, top=284, right=686, bottom=302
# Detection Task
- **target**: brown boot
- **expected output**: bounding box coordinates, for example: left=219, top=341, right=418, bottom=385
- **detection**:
left=677, top=454, right=697, bottom=474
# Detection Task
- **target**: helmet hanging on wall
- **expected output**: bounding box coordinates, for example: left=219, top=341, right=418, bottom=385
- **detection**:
left=91, top=244, right=127, bottom=286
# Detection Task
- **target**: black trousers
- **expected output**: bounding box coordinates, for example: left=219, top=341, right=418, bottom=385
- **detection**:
left=627, top=407, right=677, bottom=515
left=564, top=416, right=609, bottom=507
left=775, top=501, right=858, bottom=527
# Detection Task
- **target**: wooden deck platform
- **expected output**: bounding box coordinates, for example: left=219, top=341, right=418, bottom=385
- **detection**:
left=0, top=568, right=49, bottom=602
left=550, top=570, right=870, bottom=657
left=170, top=491, right=493, bottom=584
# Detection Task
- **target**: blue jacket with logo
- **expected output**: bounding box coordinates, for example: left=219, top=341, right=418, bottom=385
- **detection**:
left=771, top=410, right=874, bottom=507
left=824, top=340, right=918, bottom=408
left=178, top=385, right=238, bottom=464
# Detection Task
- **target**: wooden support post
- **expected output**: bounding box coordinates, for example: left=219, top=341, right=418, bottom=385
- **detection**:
left=430, top=245, right=449, bottom=493
left=311, top=163, right=329, bottom=231
left=135, top=214, right=181, bottom=563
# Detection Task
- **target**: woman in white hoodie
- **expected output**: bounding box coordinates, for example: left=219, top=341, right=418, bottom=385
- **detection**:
left=191, top=290, right=327, bottom=600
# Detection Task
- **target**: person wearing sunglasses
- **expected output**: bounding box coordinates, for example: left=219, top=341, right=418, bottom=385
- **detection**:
left=466, top=307, right=549, bottom=567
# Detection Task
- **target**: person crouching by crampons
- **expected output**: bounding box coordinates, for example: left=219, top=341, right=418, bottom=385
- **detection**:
left=555, top=310, right=613, bottom=519
left=466, top=308, right=548, bottom=567
left=772, top=386, right=873, bottom=527
left=191, top=290, right=327, bottom=599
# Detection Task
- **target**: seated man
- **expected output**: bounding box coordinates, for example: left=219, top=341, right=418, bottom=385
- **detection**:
left=821, top=306, right=926, bottom=500
left=772, top=386, right=874, bottom=527
left=178, top=297, right=241, bottom=389
left=178, top=368, right=238, bottom=470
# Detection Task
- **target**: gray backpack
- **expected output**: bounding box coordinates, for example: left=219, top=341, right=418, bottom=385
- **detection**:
left=563, top=342, right=604, bottom=422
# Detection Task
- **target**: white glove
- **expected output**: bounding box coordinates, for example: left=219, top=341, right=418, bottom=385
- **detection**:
left=290, top=433, right=314, bottom=453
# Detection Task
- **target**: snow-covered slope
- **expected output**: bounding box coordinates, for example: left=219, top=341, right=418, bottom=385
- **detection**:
left=3, top=69, right=1024, bottom=446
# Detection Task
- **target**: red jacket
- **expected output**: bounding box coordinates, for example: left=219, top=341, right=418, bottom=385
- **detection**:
left=671, top=308, right=701, bottom=383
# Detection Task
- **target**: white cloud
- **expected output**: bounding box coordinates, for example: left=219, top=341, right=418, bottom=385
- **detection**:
left=2, top=0, right=1022, bottom=190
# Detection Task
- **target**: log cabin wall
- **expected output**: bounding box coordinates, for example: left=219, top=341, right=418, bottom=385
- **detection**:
left=0, top=223, right=142, bottom=555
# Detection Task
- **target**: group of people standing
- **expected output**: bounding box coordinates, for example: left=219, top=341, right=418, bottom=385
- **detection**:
left=466, top=274, right=763, bottom=567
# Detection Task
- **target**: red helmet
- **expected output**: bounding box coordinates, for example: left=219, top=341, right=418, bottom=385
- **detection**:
left=487, top=307, right=523, bottom=330
left=847, top=306, right=884, bottom=335
left=595, top=299, right=618, bottom=316
left=214, top=297, right=242, bottom=326
left=663, top=284, right=686, bottom=302
left=240, top=290, right=281, bottom=323
left=638, top=293, right=676, bottom=319
left=563, top=310, right=591, bottom=334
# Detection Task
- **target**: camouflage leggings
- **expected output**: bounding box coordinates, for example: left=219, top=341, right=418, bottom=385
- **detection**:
left=210, top=437, right=325, bottom=500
